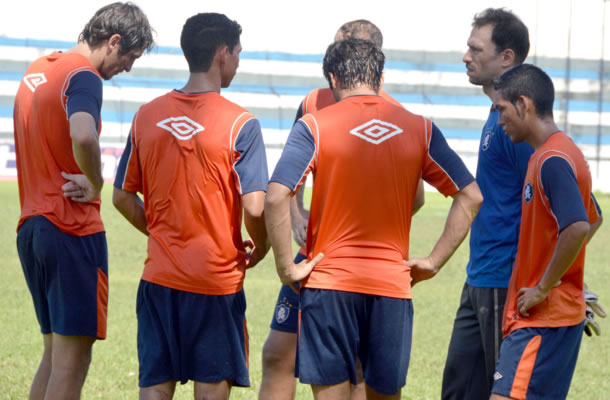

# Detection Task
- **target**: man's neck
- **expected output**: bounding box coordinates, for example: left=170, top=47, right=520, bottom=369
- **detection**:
left=528, top=118, right=560, bottom=149
left=334, top=84, right=378, bottom=102
left=180, top=71, right=221, bottom=94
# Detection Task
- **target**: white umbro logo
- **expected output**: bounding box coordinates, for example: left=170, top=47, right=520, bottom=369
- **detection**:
left=23, top=73, right=47, bottom=92
left=524, top=182, right=534, bottom=203
left=157, top=116, right=204, bottom=141
left=349, top=119, right=403, bottom=144
left=494, top=372, right=503, bottom=381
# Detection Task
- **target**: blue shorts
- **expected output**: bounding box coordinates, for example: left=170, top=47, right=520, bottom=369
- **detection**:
left=269, top=252, right=306, bottom=333
left=137, top=280, right=250, bottom=388
left=298, top=288, right=413, bottom=395
left=492, top=322, right=585, bottom=400
left=17, top=216, right=108, bottom=339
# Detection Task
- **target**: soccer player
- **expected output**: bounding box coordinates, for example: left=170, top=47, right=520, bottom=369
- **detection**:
left=13, top=3, right=153, bottom=399
left=265, top=38, right=482, bottom=400
left=441, top=9, right=534, bottom=400
left=259, top=20, right=424, bottom=400
left=112, top=13, right=269, bottom=400
left=490, top=64, right=602, bottom=400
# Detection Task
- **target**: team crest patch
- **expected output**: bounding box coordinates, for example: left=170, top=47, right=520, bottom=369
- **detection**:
left=349, top=119, right=403, bottom=144
left=156, top=116, right=204, bottom=141
left=524, top=182, right=534, bottom=203
left=481, top=130, right=493, bottom=151
left=23, top=73, right=47, bottom=92
left=275, top=304, right=290, bottom=324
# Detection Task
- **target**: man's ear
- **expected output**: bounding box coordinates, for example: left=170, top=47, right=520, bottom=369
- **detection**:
left=107, top=34, right=122, bottom=52
left=518, top=95, right=536, bottom=119
left=501, top=48, right=516, bottom=69
left=328, top=72, right=338, bottom=91
left=379, top=73, right=384, bottom=92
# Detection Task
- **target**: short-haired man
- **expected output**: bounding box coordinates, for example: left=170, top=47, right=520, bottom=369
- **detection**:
left=113, top=13, right=269, bottom=400
left=265, top=38, right=482, bottom=400
left=491, top=64, right=602, bottom=400
left=13, top=3, right=153, bottom=398
left=441, top=9, right=534, bottom=399
left=259, top=19, right=424, bottom=400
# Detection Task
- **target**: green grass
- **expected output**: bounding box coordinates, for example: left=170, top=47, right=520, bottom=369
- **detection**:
left=1, top=181, right=608, bottom=399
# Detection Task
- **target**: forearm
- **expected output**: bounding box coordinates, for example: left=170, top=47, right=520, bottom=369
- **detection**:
left=428, top=182, right=482, bottom=270
left=537, top=221, right=589, bottom=293
left=72, top=139, right=103, bottom=189
left=265, top=183, right=297, bottom=283
left=295, top=184, right=306, bottom=212
left=112, top=188, right=148, bottom=235
left=243, top=191, right=269, bottom=251
left=70, top=112, right=103, bottom=190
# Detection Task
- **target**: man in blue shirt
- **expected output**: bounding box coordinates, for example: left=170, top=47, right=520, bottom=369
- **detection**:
left=441, top=8, right=533, bottom=400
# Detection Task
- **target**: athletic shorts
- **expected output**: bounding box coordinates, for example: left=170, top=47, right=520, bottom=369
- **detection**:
left=269, top=252, right=306, bottom=333
left=17, top=215, right=108, bottom=339
left=492, top=322, right=585, bottom=400
left=298, top=288, right=413, bottom=395
left=137, top=280, right=250, bottom=388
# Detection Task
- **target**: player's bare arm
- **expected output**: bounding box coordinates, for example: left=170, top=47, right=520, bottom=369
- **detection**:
left=289, top=189, right=308, bottom=247
left=265, top=182, right=323, bottom=289
left=112, top=187, right=148, bottom=235
left=517, top=220, right=590, bottom=317
left=66, top=111, right=104, bottom=200
left=406, top=181, right=482, bottom=286
left=586, top=213, right=603, bottom=243
left=412, top=179, right=425, bottom=215
left=243, top=190, right=270, bottom=269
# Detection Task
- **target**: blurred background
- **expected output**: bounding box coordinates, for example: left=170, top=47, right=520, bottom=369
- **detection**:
left=1, top=0, right=608, bottom=191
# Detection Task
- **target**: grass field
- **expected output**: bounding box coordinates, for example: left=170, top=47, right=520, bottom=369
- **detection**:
left=1, top=181, right=608, bottom=399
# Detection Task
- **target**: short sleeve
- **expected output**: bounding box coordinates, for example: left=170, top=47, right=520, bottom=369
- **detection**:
left=270, top=120, right=316, bottom=191
left=422, top=123, right=475, bottom=196
left=540, top=156, right=588, bottom=231
left=233, top=118, right=269, bottom=194
left=65, top=70, right=102, bottom=130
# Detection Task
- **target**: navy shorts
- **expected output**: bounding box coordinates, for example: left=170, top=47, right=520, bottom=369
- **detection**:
left=17, top=216, right=108, bottom=339
left=137, top=280, right=250, bottom=388
left=298, top=288, right=413, bottom=395
left=492, top=322, right=585, bottom=400
left=269, top=252, right=306, bottom=333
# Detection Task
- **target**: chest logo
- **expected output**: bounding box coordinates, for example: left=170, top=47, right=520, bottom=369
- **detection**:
left=523, top=182, right=534, bottom=203
left=157, top=116, right=204, bottom=141
left=23, top=73, right=47, bottom=93
left=350, top=119, right=403, bottom=144
left=482, top=130, right=493, bottom=151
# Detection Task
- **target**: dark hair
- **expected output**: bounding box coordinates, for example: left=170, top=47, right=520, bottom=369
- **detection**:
left=323, top=38, right=384, bottom=93
left=336, top=19, right=383, bottom=48
left=473, top=8, right=529, bottom=64
left=493, top=64, right=554, bottom=118
left=79, top=2, right=154, bottom=54
left=180, top=13, right=242, bottom=73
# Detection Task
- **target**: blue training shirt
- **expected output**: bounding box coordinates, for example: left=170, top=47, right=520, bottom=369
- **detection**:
left=466, top=107, right=535, bottom=288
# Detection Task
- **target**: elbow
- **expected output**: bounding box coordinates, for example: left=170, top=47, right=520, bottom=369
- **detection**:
left=112, top=187, right=126, bottom=211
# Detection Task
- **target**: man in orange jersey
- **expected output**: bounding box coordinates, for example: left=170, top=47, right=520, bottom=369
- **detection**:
left=113, top=13, right=269, bottom=400
left=265, top=38, right=482, bottom=400
left=13, top=3, right=153, bottom=399
left=490, top=64, right=602, bottom=400
left=259, top=20, right=424, bottom=400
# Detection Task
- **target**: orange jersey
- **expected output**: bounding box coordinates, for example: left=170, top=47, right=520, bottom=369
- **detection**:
left=115, top=91, right=268, bottom=295
left=503, top=132, right=600, bottom=336
left=272, top=95, right=474, bottom=298
left=13, top=52, right=104, bottom=235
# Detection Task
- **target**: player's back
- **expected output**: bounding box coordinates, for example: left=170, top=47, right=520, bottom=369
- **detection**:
left=301, top=95, right=430, bottom=299
left=13, top=52, right=104, bottom=236
left=120, top=90, right=255, bottom=295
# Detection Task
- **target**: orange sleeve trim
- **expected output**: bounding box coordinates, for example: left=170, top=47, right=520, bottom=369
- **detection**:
left=510, top=335, right=541, bottom=399
left=96, top=267, right=109, bottom=339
